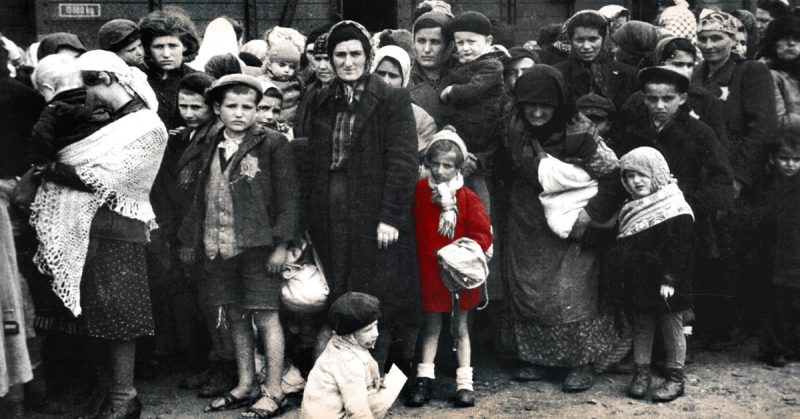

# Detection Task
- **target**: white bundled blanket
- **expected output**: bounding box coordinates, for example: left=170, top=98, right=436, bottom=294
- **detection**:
left=30, top=109, right=167, bottom=316
left=538, top=155, right=599, bottom=239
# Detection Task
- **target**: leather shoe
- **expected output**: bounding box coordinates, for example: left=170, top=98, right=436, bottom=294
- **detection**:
left=98, top=396, right=142, bottom=419
left=562, top=364, right=595, bottom=393
left=405, top=377, right=433, bottom=407
left=198, top=368, right=237, bottom=398
left=627, top=364, right=651, bottom=399
left=454, top=389, right=475, bottom=407
left=652, top=367, right=685, bottom=403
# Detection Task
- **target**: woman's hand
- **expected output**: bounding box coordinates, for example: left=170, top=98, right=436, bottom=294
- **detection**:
left=267, top=243, right=289, bottom=274
left=462, top=154, right=479, bottom=178
left=178, top=246, right=195, bottom=265
left=568, top=209, right=592, bottom=241
left=377, top=222, right=399, bottom=249
left=660, top=285, right=675, bottom=299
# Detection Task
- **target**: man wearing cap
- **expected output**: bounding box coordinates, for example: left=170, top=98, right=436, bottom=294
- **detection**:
left=98, top=19, right=145, bottom=67
left=301, top=292, right=394, bottom=419
left=576, top=92, right=615, bottom=141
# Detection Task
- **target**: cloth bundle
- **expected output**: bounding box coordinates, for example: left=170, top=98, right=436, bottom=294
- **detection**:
left=538, top=155, right=599, bottom=238
left=437, top=237, right=492, bottom=292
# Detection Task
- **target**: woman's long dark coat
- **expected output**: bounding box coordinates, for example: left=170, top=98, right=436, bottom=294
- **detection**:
left=301, top=75, right=420, bottom=317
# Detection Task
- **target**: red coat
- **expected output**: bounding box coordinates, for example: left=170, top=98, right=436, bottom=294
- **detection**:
left=414, top=178, right=493, bottom=312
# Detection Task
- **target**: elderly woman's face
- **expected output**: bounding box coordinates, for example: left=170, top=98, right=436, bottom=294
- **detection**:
left=313, top=54, right=335, bottom=84
left=756, top=8, right=772, bottom=39
left=697, top=30, right=734, bottom=64
left=734, top=31, right=748, bottom=56
left=571, top=27, right=604, bottom=62
left=375, top=59, right=403, bottom=88
left=149, top=35, right=185, bottom=70
left=776, top=36, right=800, bottom=63
left=523, top=103, right=555, bottom=127
left=332, top=40, right=366, bottom=83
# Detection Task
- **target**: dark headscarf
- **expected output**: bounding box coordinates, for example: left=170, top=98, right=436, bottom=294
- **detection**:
left=326, top=20, right=373, bottom=64
left=612, top=21, right=670, bottom=66
left=204, top=53, right=242, bottom=79
left=513, top=65, right=572, bottom=131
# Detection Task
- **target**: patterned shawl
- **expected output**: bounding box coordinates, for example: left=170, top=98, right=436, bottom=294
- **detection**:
left=618, top=147, right=694, bottom=238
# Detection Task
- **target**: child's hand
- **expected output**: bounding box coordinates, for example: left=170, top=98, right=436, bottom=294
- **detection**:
left=660, top=285, right=675, bottom=299
left=440, top=86, right=453, bottom=103
left=462, top=153, right=479, bottom=178
left=267, top=243, right=289, bottom=275
left=168, top=126, right=186, bottom=136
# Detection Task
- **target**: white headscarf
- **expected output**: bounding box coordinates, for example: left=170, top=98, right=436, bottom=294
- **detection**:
left=371, top=45, right=412, bottom=87
left=76, top=50, right=158, bottom=111
left=189, top=17, right=241, bottom=71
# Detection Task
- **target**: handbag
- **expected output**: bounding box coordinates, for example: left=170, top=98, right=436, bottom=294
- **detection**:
left=281, top=233, right=329, bottom=313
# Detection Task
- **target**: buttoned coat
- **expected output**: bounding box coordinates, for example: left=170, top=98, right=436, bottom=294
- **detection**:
left=301, top=75, right=419, bottom=315
left=177, top=123, right=299, bottom=252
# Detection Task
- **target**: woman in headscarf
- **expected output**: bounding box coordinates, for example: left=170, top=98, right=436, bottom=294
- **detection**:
left=501, top=66, right=629, bottom=392
left=188, top=17, right=241, bottom=72
left=555, top=10, right=638, bottom=111
left=692, top=11, right=777, bottom=347
left=598, top=5, right=630, bottom=36
left=656, top=4, right=698, bottom=44
left=761, top=14, right=800, bottom=133
left=300, top=21, right=420, bottom=372
left=611, top=21, right=670, bottom=68
left=372, top=45, right=437, bottom=161
left=29, top=50, right=167, bottom=418
left=138, top=9, right=199, bottom=130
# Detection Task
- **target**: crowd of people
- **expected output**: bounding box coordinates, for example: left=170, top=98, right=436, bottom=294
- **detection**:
left=1, top=0, right=799, bottom=417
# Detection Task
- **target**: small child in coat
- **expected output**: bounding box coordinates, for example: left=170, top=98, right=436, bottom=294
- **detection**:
left=609, top=146, right=695, bottom=402
left=407, top=127, right=493, bottom=408
left=439, top=11, right=506, bottom=210
left=301, top=292, right=395, bottom=419
left=259, top=40, right=303, bottom=128
left=758, top=134, right=800, bottom=367
left=257, top=81, right=294, bottom=140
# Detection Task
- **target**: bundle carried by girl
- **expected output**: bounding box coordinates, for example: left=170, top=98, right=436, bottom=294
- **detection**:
left=537, top=128, right=619, bottom=238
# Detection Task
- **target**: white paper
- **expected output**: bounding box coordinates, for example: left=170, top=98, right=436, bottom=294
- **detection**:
left=372, top=364, right=408, bottom=417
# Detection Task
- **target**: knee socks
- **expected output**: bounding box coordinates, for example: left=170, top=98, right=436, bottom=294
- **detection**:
left=456, top=367, right=473, bottom=391
left=417, top=363, right=435, bottom=379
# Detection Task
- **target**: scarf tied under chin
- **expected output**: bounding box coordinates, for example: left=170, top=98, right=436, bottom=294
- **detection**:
left=429, top=173, right=464, bottom=238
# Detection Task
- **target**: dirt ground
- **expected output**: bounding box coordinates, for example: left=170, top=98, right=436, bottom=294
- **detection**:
left=25, top=336, right=800, bottom=419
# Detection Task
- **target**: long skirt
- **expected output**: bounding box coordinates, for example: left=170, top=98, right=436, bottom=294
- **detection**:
left=79, top=238, right=155, bottom=341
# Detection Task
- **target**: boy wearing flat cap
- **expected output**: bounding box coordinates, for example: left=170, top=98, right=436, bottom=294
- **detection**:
left=177, top=73, right=299, bottom=417
left=97, top=19, right=145, bottom=67
left=302, top=292, right=396, bottom=419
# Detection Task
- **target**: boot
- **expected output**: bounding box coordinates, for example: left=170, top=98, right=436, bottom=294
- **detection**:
left=652, top=367, right=685, bottom=402
left=98, top=396, right=142, bottom=419
left=454, top=389, right=475, bottom=407
left=627, top=364, right=651, bottom=399
left=405, top=377, right=433, bottom=407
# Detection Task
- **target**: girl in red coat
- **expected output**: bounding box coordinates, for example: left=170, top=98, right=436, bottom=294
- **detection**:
left=407, top=126, right=493, bottom=408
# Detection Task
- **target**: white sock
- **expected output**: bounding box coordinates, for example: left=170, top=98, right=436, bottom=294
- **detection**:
left=456, top=367, right=473, bottom=391
left=417, top=363, right=435, bottom=379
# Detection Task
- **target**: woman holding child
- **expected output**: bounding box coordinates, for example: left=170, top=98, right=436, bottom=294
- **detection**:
left=30, top=50, right=168, bottom=418
left=501, top=66, right=629, bottom=392
left=300, top=20, right=420, bottom=371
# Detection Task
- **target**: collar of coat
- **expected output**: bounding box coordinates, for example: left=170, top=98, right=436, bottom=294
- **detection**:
left=315, top=74, right=393, bottom=139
